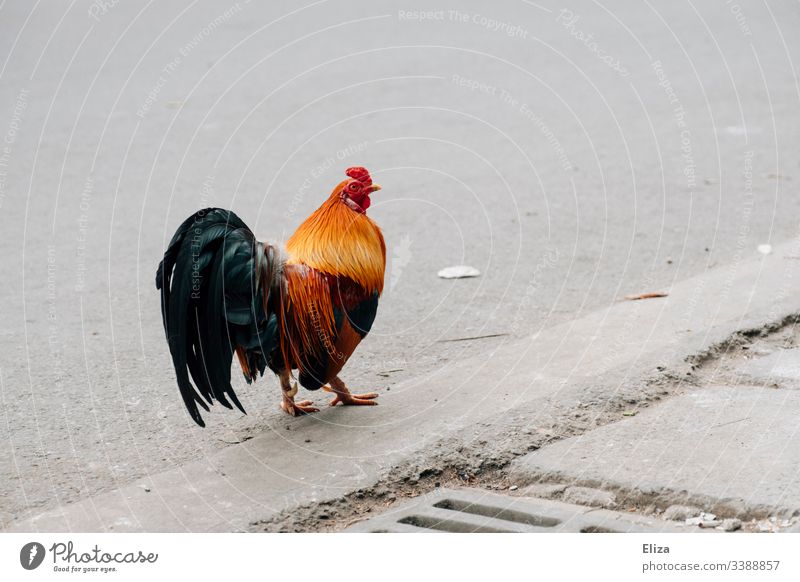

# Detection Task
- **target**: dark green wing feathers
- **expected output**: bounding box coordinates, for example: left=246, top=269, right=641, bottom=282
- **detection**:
left=344, top=291, right=380, bottom=338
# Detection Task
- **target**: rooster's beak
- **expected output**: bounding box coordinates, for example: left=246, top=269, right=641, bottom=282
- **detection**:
left=367, top=184, right=381, bottom=193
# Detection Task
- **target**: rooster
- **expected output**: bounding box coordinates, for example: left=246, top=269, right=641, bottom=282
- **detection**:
left=156, top=167, right=385, bottom=426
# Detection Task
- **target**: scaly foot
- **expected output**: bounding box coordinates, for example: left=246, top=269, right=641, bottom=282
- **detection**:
left=279, top=375, right=319, bottom=416
left=281, top=398, right=319, bottom=416
left=323, top=383, right=379, bottom=407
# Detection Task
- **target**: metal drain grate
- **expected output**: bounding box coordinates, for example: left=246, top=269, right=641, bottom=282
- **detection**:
left=345, top=488, right=697, bottom=533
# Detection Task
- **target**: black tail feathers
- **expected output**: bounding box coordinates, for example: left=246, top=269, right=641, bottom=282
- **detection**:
left=156, top=208, right=279, bottom=426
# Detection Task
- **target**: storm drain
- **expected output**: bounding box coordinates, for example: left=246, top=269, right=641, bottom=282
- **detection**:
left=345, top=488, right=694, bottom=533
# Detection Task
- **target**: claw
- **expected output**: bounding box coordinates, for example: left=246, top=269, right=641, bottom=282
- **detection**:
left=280, top=399, right=319, bottom=416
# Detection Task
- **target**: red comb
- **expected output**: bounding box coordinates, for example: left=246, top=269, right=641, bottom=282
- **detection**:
left=346, top=166, right=372, bottom=186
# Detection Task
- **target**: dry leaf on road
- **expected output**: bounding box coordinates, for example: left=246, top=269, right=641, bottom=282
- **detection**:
left=624, top=292, right=668, bottom=301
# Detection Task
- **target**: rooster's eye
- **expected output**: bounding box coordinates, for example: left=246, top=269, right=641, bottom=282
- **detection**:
left=348, top=183, right=361, bottom=192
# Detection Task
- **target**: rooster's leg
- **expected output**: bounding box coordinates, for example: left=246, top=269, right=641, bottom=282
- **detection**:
left=323, top=376, right=379, bottom=407
left=279, top=371, right=319, bottom=416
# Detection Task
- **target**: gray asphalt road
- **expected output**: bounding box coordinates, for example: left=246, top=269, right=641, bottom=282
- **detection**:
left=1, top=0, right=798, bottom=528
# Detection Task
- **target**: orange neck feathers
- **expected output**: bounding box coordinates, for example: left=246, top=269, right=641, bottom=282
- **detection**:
left=286, top=183, right=386, bottom=294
